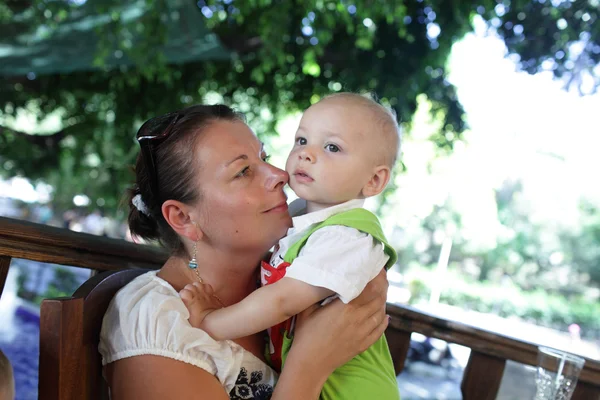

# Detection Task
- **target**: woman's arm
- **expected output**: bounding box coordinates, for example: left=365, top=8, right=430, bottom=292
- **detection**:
left=106, top=356, right=230, bottom=400
left=272, top=269, right=390, bottom=400
left=108, top=354, right=329, bottom=400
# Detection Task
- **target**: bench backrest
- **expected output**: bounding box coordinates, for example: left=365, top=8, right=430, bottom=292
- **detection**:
left=39, top=269, right=148, bottom=400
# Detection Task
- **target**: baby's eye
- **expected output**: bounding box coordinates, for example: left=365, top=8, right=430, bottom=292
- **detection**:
left=262, top=154, right=271, bottom=162
left=325, top=144, right=340, bottom=153
left=296, top=137, right=307, bottom=146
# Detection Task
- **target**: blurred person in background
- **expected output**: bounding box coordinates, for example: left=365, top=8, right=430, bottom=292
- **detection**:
left=0, top=349, right=15, bottom=400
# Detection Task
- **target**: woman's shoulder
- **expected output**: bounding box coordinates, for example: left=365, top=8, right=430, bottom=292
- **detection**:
left=106, top=270, right=181, bottom=313
left=98, top=270, right=277, bottom=393
left=99, top=270, right=214, bottom=368
left=99, top=271, right=183, bottom=329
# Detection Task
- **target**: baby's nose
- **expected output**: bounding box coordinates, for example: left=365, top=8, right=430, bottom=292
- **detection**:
left=299, top=148, right=315, bottom=163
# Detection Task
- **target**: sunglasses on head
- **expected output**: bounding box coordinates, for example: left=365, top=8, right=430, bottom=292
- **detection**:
left=136, top=112, right=181, bottom=203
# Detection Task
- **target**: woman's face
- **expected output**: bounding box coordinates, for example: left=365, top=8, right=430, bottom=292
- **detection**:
left=191, top=120, right=291, bottom=253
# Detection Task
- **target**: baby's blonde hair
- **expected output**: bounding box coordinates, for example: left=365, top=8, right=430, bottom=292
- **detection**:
left=0, top=350, right=15, bottom=400
left=320, top=92, right=401, bottom=168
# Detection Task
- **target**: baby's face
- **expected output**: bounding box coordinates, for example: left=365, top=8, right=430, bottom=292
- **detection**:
left=285, top=100, right=381, bottom=211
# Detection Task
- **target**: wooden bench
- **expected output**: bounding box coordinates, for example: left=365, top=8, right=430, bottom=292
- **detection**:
left=1, top=216, right=599, bottom=399
left=39, top=269, right=148, bottom=400
left=0, top=217, right=165, bottom=400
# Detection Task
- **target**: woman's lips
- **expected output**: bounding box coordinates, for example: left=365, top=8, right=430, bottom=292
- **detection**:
left=265, top=202, right=289, bottom=213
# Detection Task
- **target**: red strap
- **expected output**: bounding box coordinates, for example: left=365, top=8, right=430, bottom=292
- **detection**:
left=260, top=260, right=294, bottom=371
left=261, top=260, right=291, bottom=285
left=268, top=316, right=294, bottom=372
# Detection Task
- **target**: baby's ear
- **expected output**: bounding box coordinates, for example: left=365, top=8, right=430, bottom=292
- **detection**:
left=362, top=165, right=391, bottom=197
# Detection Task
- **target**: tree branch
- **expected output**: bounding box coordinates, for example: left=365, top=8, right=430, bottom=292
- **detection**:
left=0, top=124, right=70, bottom=149
left=216, top=33, right=263, bottom=54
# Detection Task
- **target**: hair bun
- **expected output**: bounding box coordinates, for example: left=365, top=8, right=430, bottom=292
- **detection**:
left=126, top=188, right=160, bottom=241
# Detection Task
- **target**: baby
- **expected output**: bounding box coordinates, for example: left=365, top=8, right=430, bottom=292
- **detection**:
left=182, top=93, right=401, bottom=399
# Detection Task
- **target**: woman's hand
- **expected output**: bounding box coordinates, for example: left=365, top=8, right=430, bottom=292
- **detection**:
left=292, top=268, right=389, bottom=373
left=272, top=269, right=389, bottom=399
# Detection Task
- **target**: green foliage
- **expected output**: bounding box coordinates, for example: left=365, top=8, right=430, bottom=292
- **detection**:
left=562, top=202, right=600, bottom=285
left=0, top=0, right=598, bottom=211
left=15, top=267, right=29, bottom=299
left=406, top=270, right=600, bottom=339
left=16, top=266, right=81, bottom=305
left=438, top=285, right=600, bottom=339
left=33, top=286, right=73, bottom=305
left=48, top=267, right=81, bottom=295
left=478, top=0, right=600, bottom=95
left=408, top=278, right=430, bottom=303
left=401, top=178, right=600, bottom=289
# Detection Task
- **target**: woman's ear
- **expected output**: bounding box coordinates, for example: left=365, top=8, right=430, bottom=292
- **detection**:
left=162, top=199, right=203, bottom=241
left=361, top=165, right=391, bottom=198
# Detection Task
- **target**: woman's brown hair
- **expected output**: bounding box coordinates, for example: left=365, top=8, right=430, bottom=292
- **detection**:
left=127, top=104, right=244, bottom=255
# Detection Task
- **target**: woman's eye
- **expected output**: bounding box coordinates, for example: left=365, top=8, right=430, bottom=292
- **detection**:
left=296, top=137, right=307, bottom=145
left=236, top=166, right=251, bottom=178
left=262, top=154, right=271, bottom=162
left=325, top=144, right=340, bottom=152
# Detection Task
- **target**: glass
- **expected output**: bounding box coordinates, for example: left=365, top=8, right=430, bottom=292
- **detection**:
left=534, top=346, right=585, bottom=400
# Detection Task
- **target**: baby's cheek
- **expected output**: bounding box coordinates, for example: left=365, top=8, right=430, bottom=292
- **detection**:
left=284, top=154, right=295, bottom=172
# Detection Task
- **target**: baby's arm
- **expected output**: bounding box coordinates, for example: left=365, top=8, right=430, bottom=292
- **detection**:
left=181, top=278, right=334, bottom=340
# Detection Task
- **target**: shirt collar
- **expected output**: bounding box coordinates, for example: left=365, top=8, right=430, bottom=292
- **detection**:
left=291, top=199, right=365, bottom=232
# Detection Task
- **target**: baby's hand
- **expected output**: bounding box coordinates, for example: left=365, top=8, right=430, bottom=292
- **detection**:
left=180, top=282, right=223, bottom=328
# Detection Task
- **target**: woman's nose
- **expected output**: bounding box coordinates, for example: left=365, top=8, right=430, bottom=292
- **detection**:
left=264, top=165, right=289, bottom=191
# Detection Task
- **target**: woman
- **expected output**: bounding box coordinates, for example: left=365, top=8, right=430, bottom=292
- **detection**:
left=99, top=104, right=390, bottom=399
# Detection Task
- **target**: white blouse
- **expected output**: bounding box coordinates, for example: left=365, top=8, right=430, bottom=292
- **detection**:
left=99, top=271, right=278, bottom=399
